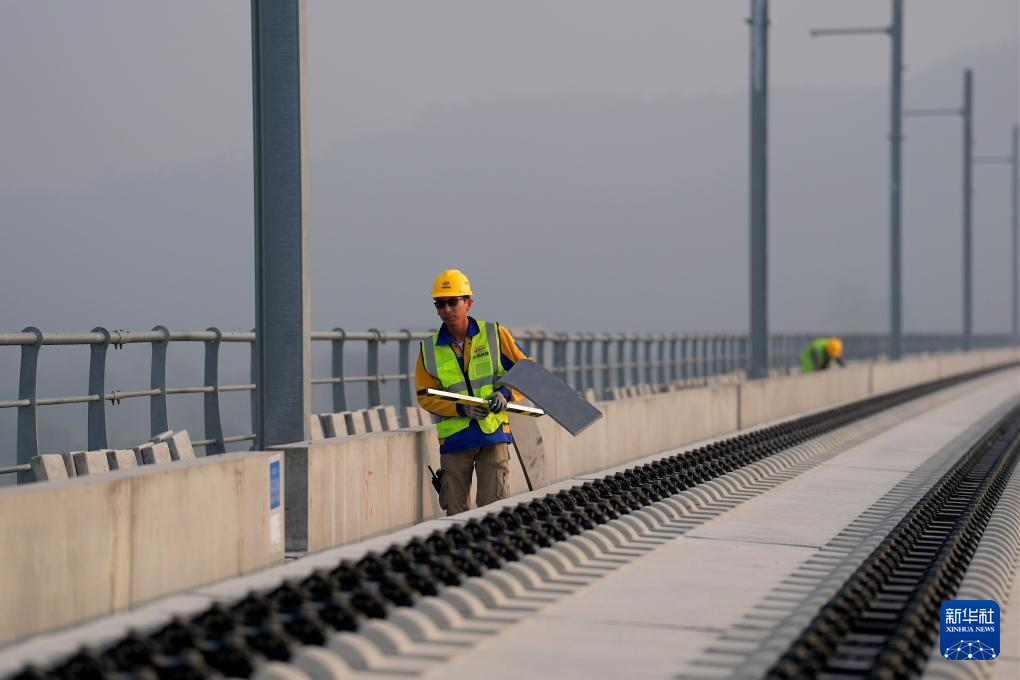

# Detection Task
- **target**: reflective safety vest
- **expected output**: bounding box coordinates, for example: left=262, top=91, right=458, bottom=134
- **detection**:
left=799, top=338, right=831, bottom=374
left=421, top=320, right=510, bottom=439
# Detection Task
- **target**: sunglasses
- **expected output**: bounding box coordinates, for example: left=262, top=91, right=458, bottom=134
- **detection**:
left=433, top=297, right=467, bottom=309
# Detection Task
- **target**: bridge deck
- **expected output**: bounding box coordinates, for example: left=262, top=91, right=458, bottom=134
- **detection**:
left=1, top=370, right=1018, bottom=679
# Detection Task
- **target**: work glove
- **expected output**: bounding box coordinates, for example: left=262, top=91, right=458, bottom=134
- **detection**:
left=459, top=403, right=490, bottom=420
left=487, top=391, right=508, bottom=414
left=834, top=357, right=845, bottom=367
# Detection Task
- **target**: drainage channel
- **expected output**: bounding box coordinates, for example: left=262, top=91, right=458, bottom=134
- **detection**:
left=10, top=364, right=1016, bottom=680
left=765, top=402, right=1020, bottom=679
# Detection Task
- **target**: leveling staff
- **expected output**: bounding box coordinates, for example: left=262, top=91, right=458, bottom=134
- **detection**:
left=416, top=269, right=531, bottom=516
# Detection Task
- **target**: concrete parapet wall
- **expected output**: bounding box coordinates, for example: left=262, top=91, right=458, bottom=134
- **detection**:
left=0, top=451, right=284, bottom=645
left=281, top=385, right=738, bottom=552
left=280, top=430, right=441, bottom=553
left=938, top=347, right=1018, bottom=378
left=536, top=384, right=739, bottom=481
left=737, top=364, right=871, bottom=429
left=870, top=356, right=941, bottom=395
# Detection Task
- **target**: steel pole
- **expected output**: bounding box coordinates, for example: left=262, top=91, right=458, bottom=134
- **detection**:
left=748, top=0, right=769, bottom=379
left=889, top=0, right=903, bottom=359
left=252, top=0, right=311, bottom=449
left=962, top=70, right=974, bottom=350
left=1012, top=125, right=1019, bottom=342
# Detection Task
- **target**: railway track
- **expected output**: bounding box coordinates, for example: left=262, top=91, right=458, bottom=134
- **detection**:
left=766, top=403, right=1020, bottom=679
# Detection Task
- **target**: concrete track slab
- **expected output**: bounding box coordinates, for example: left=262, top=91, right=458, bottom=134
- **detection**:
left=521, top=537, right=814, bottom=633
left=687, top=466, right=906, bottom=548
left=401, top=372, right=1020, bottom=679
left=424, top=616, right=721, bottom=680
left=828, top=376, right=1020, bottom=469
left=689, top=374, right=1020, bottom=548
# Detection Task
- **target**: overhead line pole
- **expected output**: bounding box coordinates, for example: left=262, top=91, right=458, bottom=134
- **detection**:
left=748, top=0, right=769, bottom=380
left=1015, top=125, right=1019, bottom=344
left=810, top=0, right=903, bottom=360
left=973, top=123, right=1020, bottom=343
left=252, top=0, right=311, bottom=450
left=963, top=71, right=974, bottom=350
left=905, top=69, right=973, bottom=350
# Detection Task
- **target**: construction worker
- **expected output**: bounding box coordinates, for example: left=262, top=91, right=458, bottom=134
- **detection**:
left=416, top=269, right=531, bottom=516
left=800, top=337, right=845, bottom=374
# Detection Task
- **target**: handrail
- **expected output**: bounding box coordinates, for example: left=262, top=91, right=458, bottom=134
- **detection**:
left=0, top=326, right=1015, bottom=483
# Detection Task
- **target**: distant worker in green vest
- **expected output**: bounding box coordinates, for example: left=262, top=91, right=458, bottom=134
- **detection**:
left=800, top=337, right=845, bottom=374
left=416, top=269, right=531, bottom=515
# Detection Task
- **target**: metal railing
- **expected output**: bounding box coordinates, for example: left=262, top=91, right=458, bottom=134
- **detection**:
left=0, top=326, right=1014, bottom=482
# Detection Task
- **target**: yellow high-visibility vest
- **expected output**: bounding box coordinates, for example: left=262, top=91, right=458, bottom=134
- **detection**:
left=420, top=320, right=509, bottom=438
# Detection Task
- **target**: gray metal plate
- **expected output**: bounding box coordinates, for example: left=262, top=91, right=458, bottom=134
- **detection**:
left=499, top=361, right=603, bottom=436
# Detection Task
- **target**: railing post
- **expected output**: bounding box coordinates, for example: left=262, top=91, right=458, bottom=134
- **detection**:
left=151, top=326, right=171, bottom=436
left=519, top=331, right=532, bottom=358
left=16, top=327, right=43, bottom=484
left=367, top=329, right=382, bottom=407
left=669, top=337, right=679, bottom=382
left=248, top=329, right=257, bottom=450
left=630, top=337, right=640, bottom=385
left=584, top=335, right=595, bottom=392
left=87, top=327, right=111, bottom=450
left=573, top=336, right=585, bottom=391
left=331, top=328, right=347, bottom=412
left=697, top=336, right=705, bottom=379
left=689, top=336, right=698, bottom=378
left=203, top=327, right=225, bottom=454
left=616, top=336, right=626, bottom=387
left=642, top=337, right=653, bottom=385
left=398, top=329, right=413, bottom=411
left=600, top=337, right=611, bottom=396
left=656, top=338, right=666, bottom=385
left=533, top=332, right=546, bottom=368
left=689, top=334, right=697, bottom=377
left=553, top=334, right=567, bottom=379
left=680, top=336, right=690, bottom=380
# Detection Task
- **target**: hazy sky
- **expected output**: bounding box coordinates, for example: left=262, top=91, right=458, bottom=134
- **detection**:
left=0, top=0, right=1017, bottom=334
left=2, top=1, right=1017, bottom=192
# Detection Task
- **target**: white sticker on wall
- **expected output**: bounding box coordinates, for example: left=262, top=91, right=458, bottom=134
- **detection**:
left=270, top=512, right=281, bottom=547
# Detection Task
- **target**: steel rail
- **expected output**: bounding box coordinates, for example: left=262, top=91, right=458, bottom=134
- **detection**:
left=766, top=402, right=1020, bottom=678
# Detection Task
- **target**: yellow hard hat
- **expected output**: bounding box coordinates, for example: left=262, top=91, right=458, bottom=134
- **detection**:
left=826, top=338, right=843, bottom=359
left=431, top=269, right=473, bottom=298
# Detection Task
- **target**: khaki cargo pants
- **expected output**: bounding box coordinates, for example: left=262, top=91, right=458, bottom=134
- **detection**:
left=439, top=443, right=511, bottom=516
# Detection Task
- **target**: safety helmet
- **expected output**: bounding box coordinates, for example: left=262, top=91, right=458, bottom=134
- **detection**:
left=431, top=269, right=473, bottom=298
left=826, top=338, right=843, bottom=359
